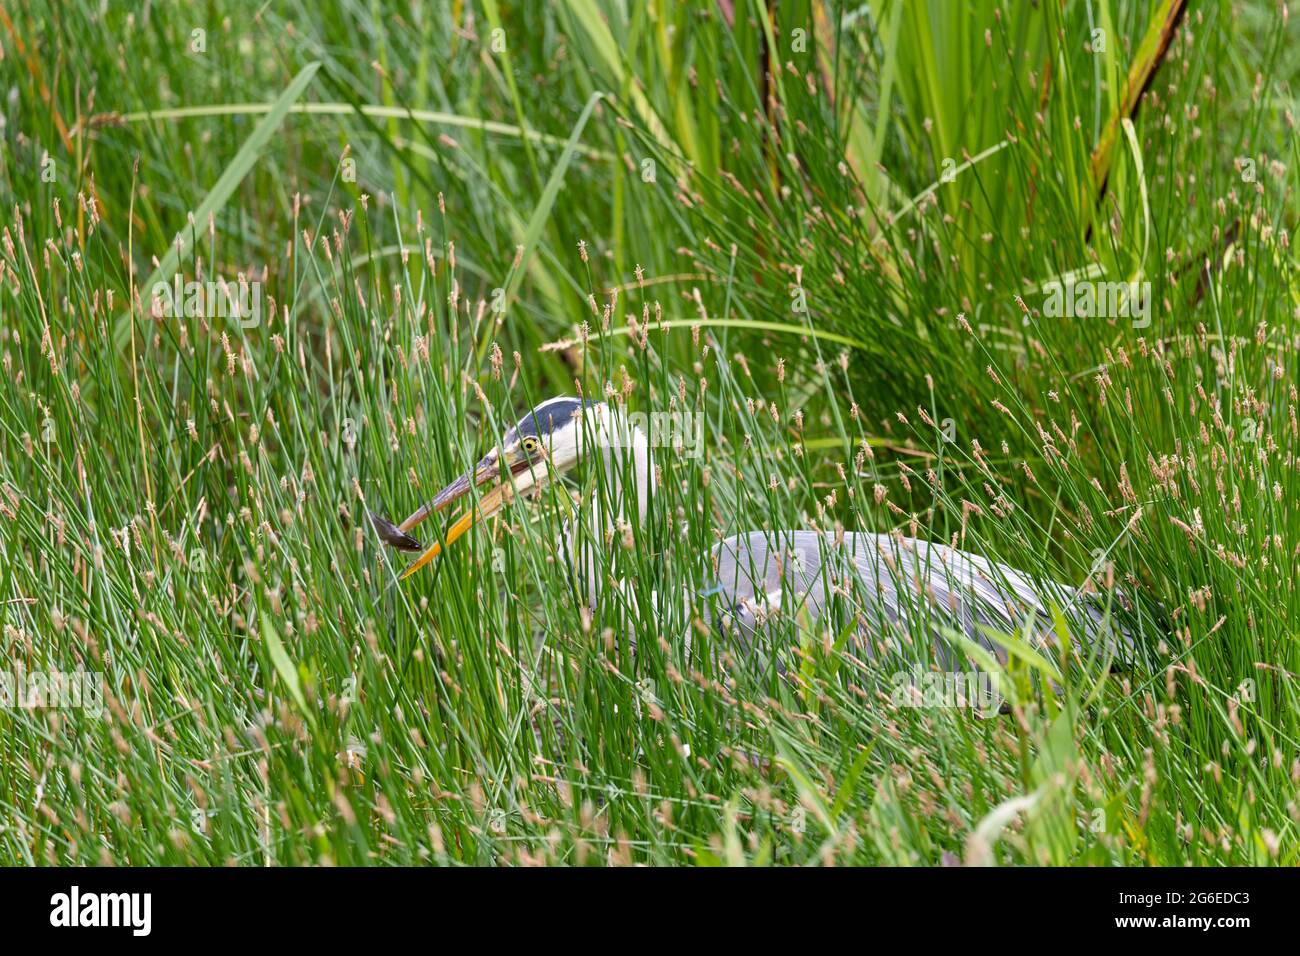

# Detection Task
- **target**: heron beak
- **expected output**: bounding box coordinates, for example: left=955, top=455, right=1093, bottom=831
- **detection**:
left=396, top=450, right=556, bottom=579
left=425, top=466, right=483, bottom=513
left=367, top=454, right=499, bottom=552
left=398, top=479, right=516, bottom=579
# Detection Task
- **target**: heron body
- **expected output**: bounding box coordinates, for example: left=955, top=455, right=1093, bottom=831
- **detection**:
left=705, top=529, right=1132, bottom=671
left=370, top=398, right=1133, bottom=675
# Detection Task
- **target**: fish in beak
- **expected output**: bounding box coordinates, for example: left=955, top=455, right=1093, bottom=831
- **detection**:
left=368, top=447, right=550, bottom=580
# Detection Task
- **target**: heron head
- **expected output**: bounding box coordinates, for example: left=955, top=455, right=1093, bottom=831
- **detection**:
left=370, top=397, right=603, bottom=577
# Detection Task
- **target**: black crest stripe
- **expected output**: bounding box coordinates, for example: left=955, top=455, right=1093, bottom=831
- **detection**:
left=513, top=398, right=594, bottom=439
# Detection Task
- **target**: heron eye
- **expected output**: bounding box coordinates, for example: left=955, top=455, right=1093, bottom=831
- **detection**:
left=521, top=436, right=540, bottom=455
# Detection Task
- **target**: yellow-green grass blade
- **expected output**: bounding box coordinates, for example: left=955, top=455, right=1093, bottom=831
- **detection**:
left=1089, top=0, right=1187, bottom=194
left=495, top=91, right=606, bottom=329
left=553, top=317, right=870, bottom=352
left=562, top=0, right=675, bottom=152
left=111, top=61, right=322, bottom=351
left=110, top=101, right=614, bottom=162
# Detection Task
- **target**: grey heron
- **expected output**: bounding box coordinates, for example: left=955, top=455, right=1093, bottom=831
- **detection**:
left=369, top=397, right=1135, bottom=680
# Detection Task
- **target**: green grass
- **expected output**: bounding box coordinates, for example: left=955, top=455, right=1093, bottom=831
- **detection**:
left=0, top=0, right=1297, bottom=865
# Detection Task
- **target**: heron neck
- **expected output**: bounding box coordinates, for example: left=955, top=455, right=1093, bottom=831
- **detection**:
left=598, top=417, right=652, bottom=527
left=562, top=415, right=652, bottom=606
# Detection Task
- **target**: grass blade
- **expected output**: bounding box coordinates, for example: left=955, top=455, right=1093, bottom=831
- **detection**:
left=112, top=61, right=322, bottom=350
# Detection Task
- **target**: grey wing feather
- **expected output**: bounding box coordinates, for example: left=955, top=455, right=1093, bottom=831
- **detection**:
left=711, top=531, right=1135, bottom=670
